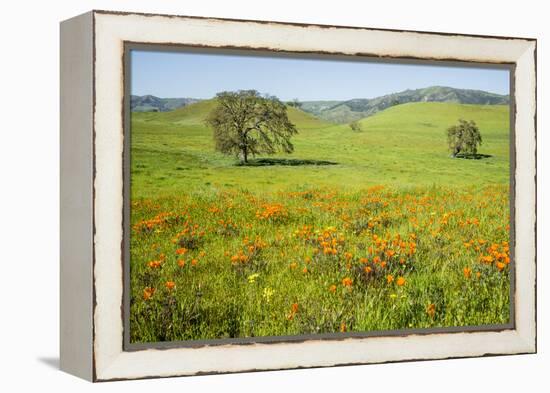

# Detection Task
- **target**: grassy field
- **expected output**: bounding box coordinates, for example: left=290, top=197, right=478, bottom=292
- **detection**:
left=129, top=101, right=511, bottom=343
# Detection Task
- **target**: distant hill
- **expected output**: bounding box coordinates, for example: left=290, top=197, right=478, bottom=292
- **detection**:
left=130, top=95, right=201, bottom=112
left=144, top=99, right=332, bottom=131
left=132, top=86, right=509, bottom=124
left=300, top=86, right=509, bottom=123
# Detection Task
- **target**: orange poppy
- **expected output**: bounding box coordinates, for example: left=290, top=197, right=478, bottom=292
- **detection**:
left=342, top=277, right=353, bottom=287
left=143, top=287, right=155, bottom=300
left=426, top=303, right=436, bottom=318
left=165, top=281, right=176, bottom=290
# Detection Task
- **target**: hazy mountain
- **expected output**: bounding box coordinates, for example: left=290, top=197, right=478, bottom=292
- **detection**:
left=131, top=95, right=201, bottom=112
left=132, top=86, right=509, bottom=124
left=300, top=86, right=509, bottom=123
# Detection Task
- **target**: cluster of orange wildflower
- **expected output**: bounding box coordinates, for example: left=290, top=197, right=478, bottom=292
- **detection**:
left=465, top=239, right=510, bottom=272
left=361, top=233, right=416, bottom=274
left=176, top=248, right=204, bottom=268
left=313, top=227, right=345, bottom=256
left=255, top=203, right=288, bottom=221
left=287, top=303, right=299, bottom=320
left=386, top=274, right=406, bottom=286
left=171, top=221, right=205, bottom=245
left=143, top=287, right=155, bottom=300
left=459, top=217, right=480, bottom=227
left=480, top=241, right=510, bottom=271
left=147, top=253, right=166, bottom=269
left=229, top=236, right=267, bottom=266
left=133, top=212, right=186, bottom=233
left=292, top=225, right=314, bottom=240
left=342, top=277, right=353, bottom=288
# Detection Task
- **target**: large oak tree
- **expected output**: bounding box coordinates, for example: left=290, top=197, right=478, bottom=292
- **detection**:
left=206, top=90, right=298, bottom=164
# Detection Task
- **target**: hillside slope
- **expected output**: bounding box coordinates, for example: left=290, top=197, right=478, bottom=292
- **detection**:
left=138, top=99, right=332, bottom=130
left=130, top=95, right=200, bottom=112
left=130, top=102, right=509, bottom=197
left=301, top=86, right=509, bottom=123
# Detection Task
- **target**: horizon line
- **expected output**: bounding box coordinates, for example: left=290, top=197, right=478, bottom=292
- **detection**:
left=131, top=85, right=510, bottom=101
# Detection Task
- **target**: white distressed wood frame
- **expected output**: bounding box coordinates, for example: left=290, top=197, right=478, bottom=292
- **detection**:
left=60, top=10, right=537, bottom=382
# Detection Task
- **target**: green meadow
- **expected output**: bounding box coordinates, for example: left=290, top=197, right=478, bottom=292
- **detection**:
left=129, top=101, right=511, bottom=343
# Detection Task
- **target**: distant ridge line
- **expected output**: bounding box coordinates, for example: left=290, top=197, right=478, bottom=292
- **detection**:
left=131, top=86, right=509, bottom=124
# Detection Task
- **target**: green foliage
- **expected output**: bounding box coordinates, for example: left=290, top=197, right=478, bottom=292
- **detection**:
left=349, top=120, right=362, bottom=132
left=286, top=98, right=303, bottom=109
left=205, top=90, right=298, bottom=163
left=447, top=119, right=483, bottom=157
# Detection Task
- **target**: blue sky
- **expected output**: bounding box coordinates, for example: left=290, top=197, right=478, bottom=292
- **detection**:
left=131, top=49, right=510, bottom=101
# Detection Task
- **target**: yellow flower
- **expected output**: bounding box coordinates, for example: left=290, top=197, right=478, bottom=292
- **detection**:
left=386, top=274, right=394, bottom=284
left=329, top=284, right=337, bottom=293
left=247, top=273, right=260, bottom=283
left=262, top=287, right=275, bottom=302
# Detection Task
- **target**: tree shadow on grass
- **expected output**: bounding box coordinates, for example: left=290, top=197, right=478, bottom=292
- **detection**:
left=454, top=153, right=493, bottom=160
left=236, top=158, right=339, bottom=167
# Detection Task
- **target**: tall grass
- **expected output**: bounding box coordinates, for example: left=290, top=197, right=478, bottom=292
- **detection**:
left=130, top=185, right=510, bottom=343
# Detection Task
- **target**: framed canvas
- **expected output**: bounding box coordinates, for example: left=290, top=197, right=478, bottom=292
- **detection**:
left=60, top=10, right=537, bottom=382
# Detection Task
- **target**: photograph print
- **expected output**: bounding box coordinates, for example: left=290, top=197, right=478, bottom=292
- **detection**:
left=126, top=47, right=512, bottom=345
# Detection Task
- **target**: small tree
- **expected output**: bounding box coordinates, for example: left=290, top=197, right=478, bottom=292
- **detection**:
left=206, top=90, right=298, bottom=164
left=446, top=119, right=482, bottom=158
left=349, top=120, right=362, bottom=132
left=287, top=98, right=302, bottom=109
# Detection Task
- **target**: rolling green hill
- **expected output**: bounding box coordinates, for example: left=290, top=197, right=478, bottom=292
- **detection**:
left=300, top=86, right=509, bottom=124
left=130, top=101, right=509, bottom=198
left=130, top=95, right=200, bottom=112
